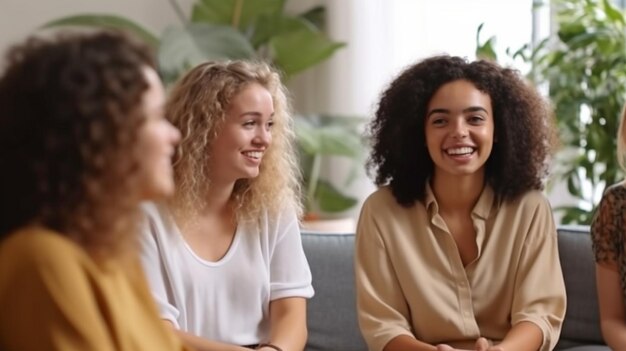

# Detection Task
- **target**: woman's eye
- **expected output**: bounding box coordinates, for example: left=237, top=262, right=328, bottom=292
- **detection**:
left=469, top=116, right=484, bottom=123
left=243, top=121, right=255, bottom=127
left=267, top=121, right=274, bottom=129
left=431, top=118, right=446, bottom=126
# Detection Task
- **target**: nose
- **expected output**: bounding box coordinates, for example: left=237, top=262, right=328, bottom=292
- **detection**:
left=451, top=118, right=468, bottom=139
left=253, top=125, right=271, bottom=146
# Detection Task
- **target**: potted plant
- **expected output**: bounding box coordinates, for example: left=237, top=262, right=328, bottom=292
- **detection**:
left=295, top=114, right=367, bottom=222
left=476, top=0, right=626, bottom=224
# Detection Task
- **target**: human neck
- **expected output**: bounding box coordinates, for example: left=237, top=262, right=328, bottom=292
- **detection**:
left=430, top=172, right=485, bottom=213
left=172, top=179, right=236, bottom=223
left=191, top=177, right=239, bottom=219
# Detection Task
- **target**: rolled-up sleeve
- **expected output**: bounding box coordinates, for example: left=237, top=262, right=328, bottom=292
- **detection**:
left=510, top=197, right=567, bottom=351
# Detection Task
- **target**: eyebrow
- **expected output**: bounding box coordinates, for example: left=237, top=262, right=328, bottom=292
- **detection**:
left=239, top=111, right=275, bottom=119
left=426, top=106, right=489, bottom=118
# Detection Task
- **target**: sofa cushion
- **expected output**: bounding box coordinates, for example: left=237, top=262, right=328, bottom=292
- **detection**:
left=301, top=232, right=367, bottom=351
left=556, top=226, right=607, bottom=350
left=559, top=346, right=609, bottom=351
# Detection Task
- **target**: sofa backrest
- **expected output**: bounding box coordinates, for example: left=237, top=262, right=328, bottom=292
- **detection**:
left=301, top=232, right=367, bottom=351
left=555, top=225, right=605, bottom=349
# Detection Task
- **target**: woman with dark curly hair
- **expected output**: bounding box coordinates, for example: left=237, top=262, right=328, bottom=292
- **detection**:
left=139, top=60, right=313, bottom=351
left=354, top=55, right=566, bottom=351
left=0, top=30, right=186, bottom=350
left=590, top=105, right=626, bottom=350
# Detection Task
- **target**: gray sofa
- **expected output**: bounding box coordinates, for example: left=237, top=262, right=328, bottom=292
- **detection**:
left=301, top=226, right=609, bottom=351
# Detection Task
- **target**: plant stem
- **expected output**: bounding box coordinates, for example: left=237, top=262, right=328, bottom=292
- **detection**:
left=307, top=154, right=322, bottom=214
left=167, top=0, right=187, bottom=24
left=232, top=0, right=243, bottom=28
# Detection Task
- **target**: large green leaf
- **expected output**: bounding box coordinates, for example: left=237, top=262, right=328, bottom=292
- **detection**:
left=294, top=117, right=362, bottom=157
left=158, top=23, right=255, bottom=79
left=251, top=15, right=307, bottom=49
left=270, top=28, right=346, bottom=77
left=294, top=118, right=321, bottom=155
left=295, top=114, right=366, bottom=214
left=299, top=6, right=327, bottom=29
left=603, top=0, right=625, bottom=25
left=557, top=22, right=587, bottom=43
left=42, top=14, right=159, bottom=47
left=191, top=0, right=284, bottom=30
left=315, top=180, right=358, bottom=213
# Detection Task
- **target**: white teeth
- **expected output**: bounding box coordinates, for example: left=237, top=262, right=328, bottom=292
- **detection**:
left=447, top=147, right=473, bottom=155
left=243, top=151, right=263, bottom=159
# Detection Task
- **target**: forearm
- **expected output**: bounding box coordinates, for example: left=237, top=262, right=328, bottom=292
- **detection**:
left=601, top=319, right=626, bottom=350
left=494, top=321, right=542, bottom=351
left=383, top=335, right=438, bottom=351
left=265, top=297, right=307, bottom=351
left=595, top=264, right=626, bottom=350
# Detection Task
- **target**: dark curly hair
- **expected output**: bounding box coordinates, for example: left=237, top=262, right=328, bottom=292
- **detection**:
left=0, top=30, right=155, bottom=257
left=367, top=55, right=556, bottom=207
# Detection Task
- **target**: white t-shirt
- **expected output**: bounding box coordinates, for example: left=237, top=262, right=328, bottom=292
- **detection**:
left=139, top=202, right=314, bottom=346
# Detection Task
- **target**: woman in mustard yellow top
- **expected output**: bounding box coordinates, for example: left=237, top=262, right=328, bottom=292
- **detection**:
left=0, top=30, right=188, bottom=351
left=355, top=55, right=566, bottom=351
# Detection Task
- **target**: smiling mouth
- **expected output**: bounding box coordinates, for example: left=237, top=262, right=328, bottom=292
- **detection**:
left=446, top=146, right=475, bottom=156
left=242, top=151, right=263, bottom=160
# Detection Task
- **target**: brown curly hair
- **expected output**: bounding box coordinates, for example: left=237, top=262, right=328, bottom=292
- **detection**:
left=368, top=55, right=556, bottom=206
left=0, top=30, right=156, bottom=258
left=166, top=60, right=301, bottom=223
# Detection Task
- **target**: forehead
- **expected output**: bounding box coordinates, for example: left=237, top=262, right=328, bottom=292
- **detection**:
left=427, top=79, right=492, bottom=111
left=228, top=83, right=273, bottom=110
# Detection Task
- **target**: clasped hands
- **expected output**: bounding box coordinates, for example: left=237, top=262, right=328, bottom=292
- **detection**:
left=436, top=337, right=503, bottom=351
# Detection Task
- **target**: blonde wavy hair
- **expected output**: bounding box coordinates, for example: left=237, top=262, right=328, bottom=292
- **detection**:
left=166, top=60, right=302, bottom=222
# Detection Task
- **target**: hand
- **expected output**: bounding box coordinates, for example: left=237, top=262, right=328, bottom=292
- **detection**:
left=475, top=337, right=490, bottom=351
left=435, top=344, right=473, bottom=351
left=435, top=337, right=502, bottom=351
left=474, top=337, right=504, bottom=351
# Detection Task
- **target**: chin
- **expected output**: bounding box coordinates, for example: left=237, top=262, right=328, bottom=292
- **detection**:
left=241, top=168, right=260, bottom=179
left=142, top=182, right=175, bottom=201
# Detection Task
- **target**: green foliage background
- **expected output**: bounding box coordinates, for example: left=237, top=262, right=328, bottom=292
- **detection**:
left=477, top=0, right=626, bottom=224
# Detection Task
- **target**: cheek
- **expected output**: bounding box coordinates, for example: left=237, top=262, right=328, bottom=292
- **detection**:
left=478, top=129, right=492, bottom=138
